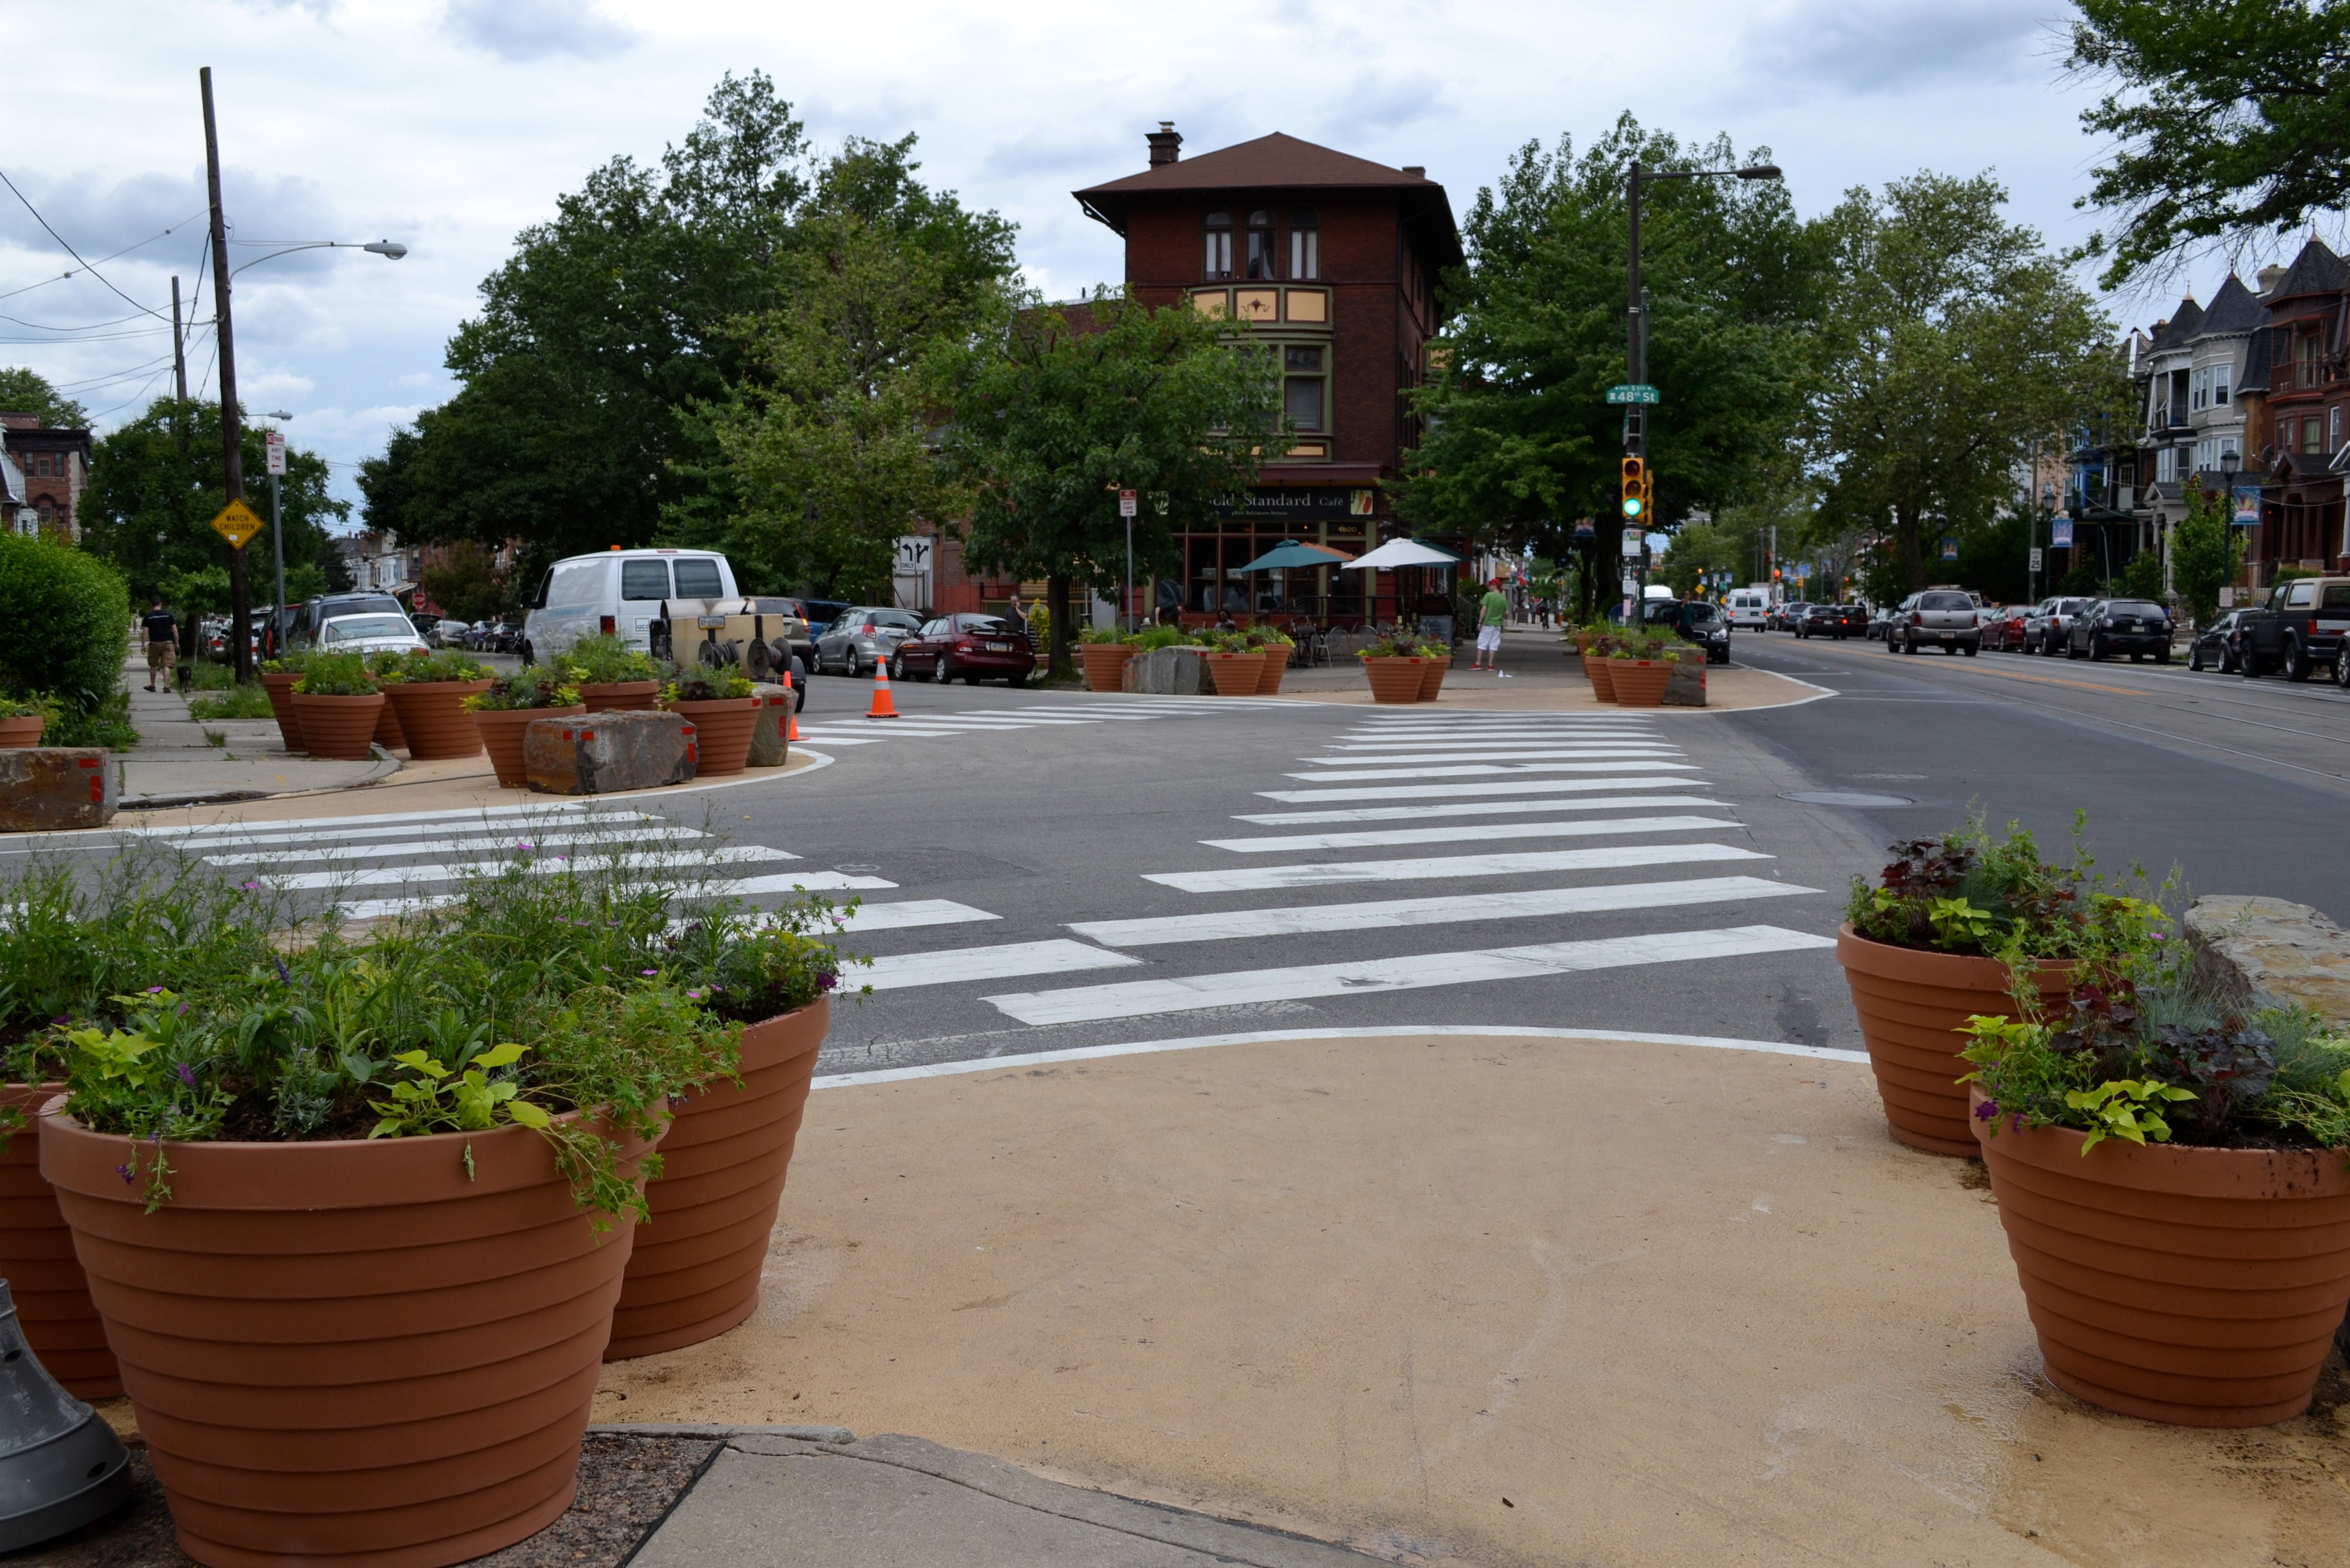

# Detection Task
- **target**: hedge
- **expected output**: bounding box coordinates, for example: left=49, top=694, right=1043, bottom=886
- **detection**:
left=0, top=532, right=131, bottom=711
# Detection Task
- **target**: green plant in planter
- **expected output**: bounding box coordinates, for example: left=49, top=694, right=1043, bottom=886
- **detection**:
left=663, top=666, right=757, bottom=703
left=1844, top=813, right=2166, bottom=962
left=1357, top=633, right=1419, bottom=659
left=466, top=666, right=585, bottom=711
left=290, top=652, right=375, bottom=697
left=369, top=649, right=491, bottom=684
left=1415, top=640, right=1451, bottom=660
left=1076, top=626, right=1131, bottom=646
left=1244, top=625, right=1295, bottom=650
left=1131, top=624, right=1195, bottom=653
left=664, top=897, right=873, bottom=1021
left=0, top=691, right=57, bottom=721
left=563, top=633, right=662, bottom=684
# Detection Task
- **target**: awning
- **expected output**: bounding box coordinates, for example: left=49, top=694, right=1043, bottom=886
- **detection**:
left=1236, top=540, right=1355, bottom=572
left=1343, top=538, right=1463, bottom=569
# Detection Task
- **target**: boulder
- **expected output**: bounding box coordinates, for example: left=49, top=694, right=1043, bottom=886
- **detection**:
left=747, top=684, right=791, bottom=767
left=1124, top=646, right=1211, bottom=696
left=523, top=711, right=697, bottom=795
left=1662, top=649, right=1707, bottom=708
left=2184, top=896, right=2350, bottom=1028
left=0, top=748, right=116, bottom=832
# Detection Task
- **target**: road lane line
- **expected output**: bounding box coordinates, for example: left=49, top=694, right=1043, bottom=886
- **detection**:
left=1299, top=749, right=1684, bottom=767
left=835, top=899, right=1000, bottom=934
left=1258, top=776, right=1708, bottom=803
left=867, top=939, right=1141, bottom=991
left=266, top=845, right=792, bottom=890
left=203, top=824, right=706, bottom=865
left=1144, top=841, right=1765, bottom=893
left=1201, top=813, right=1738, bottom=853
left=1284, top=762, right=1700, bottom=782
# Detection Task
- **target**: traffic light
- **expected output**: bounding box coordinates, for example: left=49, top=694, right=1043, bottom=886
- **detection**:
left=1620, top=457, right=1648, bottom=521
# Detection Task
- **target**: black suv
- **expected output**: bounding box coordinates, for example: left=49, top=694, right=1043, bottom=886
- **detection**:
left=2238, top=575, right=2350, bottom=681
left=2066, top=598, right=2173, bottom=662
left=1796, top=603, right=1867, bottom=640
left=1640, top=597, right=1732, bottom=664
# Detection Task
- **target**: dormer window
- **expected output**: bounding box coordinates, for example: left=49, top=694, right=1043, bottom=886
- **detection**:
left=1204, top=210, right=1233, bottom=279
left=1289, top=207, right=1319, bottom=280
left=1245, top=210, right=1276, bottom=279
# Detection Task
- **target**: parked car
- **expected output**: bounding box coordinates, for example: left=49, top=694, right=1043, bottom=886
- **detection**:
left=520, top=548, right=738, bottom=663
left=2066, top=598, right=2173, bottom=662
left=289, top=593, right=409, bottom=649
left=1638, top=597, right=1732, bottom=664
left=1891, top=589, right=1980, bottom=655
left=1978, top=605, right=2030, bottom=651
left=815, top=607, right=924, bottom=675
left=1795, top=603, right=1867, bottom=640
left=2187, top=608, right=2254, bottom=673
left=1724, top=587, right=1771, bottom=630
left=797, top=599, right=853, bottom=646
left=2022, top=596, right=2092, bottom=656
left=889, top=613, right=1037, bottom=686
left=1864, top=603, right=1897, bottom=641
left=316, top=612, right=429, bottom=658
left=1766, top=600, right=1802, bottom=632
left=425, top=618, right=472, bottom=649
left=2236, top=575, right=2350, bottom=681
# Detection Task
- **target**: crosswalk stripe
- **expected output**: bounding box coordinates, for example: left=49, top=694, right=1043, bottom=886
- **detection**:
left=1327, top=732, right=1661, bottom=746
left=865, top=938, right=1140, bottom=991
left=983, top=924, right=1838, bottom=1026
left=836, top=899, right=1000, bottom=934
left=266, top=846, right=790, bottom=890
left=957, top=708, right=1164, bottom=721
left=153, top=812, right=655, bottom=852
left=798, top=725, right=967, bottom=738
left=1144, top=841, right=1765, bottom=893
left=1202, top=813, right=1737, bottom=854
left=1068, top=875, right=1817, bottom=947
left=1285, top=762, right=1700, bottom=783
left=202, top=824, right=706, bottom=866
left=791, top=734, right=889, bottom=746
left=1302, top=749, right=1682, bottom=766
left=336, top=894, right=462, bottom=921
left=1258, top=776, right=1707, bottom=804
left=129, top=801, right=607, bottom=840
left=1234, top=795, right=1725, bottom=825
left=333, top=866, right=900, bottom=921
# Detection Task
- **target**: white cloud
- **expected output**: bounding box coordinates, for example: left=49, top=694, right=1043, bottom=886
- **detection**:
left=440, top=0, right=637, bottom=61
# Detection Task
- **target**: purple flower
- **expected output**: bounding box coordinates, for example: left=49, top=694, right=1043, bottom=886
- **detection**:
left=686, top=990, right=701, bottom=1000
left=175, top=1063, right=196, bottom=1088
left=50, top=1015, right=67, bottom=1027
left=240, top=880, right=260, bottom=890
left=641, top=969, right=657, bottom=977
left=274, top=957, right=291, bottom=986
left=2011, top=1113, right=2025, bottom=1133
left=517, top=841, right=533, bottom=852
left=815, top=973, right=837, bottom=992
left=1973, top=1098, right=1998, bottom=1121
left=145, top=985, right=164, bottom=994
left=2150, top=931, right=2167, bottom=943
left=115, top=1163, right=134, bottom=1185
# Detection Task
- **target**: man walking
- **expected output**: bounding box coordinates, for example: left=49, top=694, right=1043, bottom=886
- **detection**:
left=141, top=597, right=178, bottom=693
left=1471, top=576, right=1508, bottom=671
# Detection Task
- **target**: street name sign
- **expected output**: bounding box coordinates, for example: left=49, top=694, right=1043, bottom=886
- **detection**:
left=209, top=499, right=264, bottom=550
left=1606, top=384, right=1660, bottom=405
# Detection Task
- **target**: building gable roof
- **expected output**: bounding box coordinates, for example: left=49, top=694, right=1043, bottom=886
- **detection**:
left=2196, top=274, right=2263, bottom=336
left=2149, top=297, right=2204, bottom=352
left=2268, top=238, right=2348, bottom=303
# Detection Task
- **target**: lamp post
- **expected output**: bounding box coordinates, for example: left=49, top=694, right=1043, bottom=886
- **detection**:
left=200, top=65, right=406, bottom=681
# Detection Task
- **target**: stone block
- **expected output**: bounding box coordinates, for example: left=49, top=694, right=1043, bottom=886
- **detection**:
left=1662, top=649, right=1707, bottom=708
left=747, top=685, right=791, bottom=767
left=1124, top=646, right=1210, bottom=696
left=523, top=711, right=697, bottom=795
left=2184, top=896, right=2350, bottom=1028
left=0, top=748, right=116, bottom=832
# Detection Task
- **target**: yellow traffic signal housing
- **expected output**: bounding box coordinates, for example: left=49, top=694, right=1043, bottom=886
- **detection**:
left=1620, top=457, right=1648, bottom=521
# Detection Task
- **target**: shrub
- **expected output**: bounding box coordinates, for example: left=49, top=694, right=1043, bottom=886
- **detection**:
left=1844, top=813, right=2166, bottom=962
left=0, top=692, right=56, bottom=722
left=0, top=534, right=130, bottom=716
left=1131, top=624, right=1195, bottom=653
left=187, top=684, right=274, bottom=721
left=290, top=652, right=376, bottom=697
left=562, top=634, right=661, bottom=684
left=466, top=666, right=582, bottom=710
left=664, top=666, right=756, bottom=702
left=368, top=648, right=490, bottom=684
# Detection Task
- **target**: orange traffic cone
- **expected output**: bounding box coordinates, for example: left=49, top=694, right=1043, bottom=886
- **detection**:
left=866, top=662, right=900, bottom=719
left=787, top=701, right=802, bottom=741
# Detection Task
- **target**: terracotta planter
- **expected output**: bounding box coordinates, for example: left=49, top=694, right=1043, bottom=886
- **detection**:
left=473, top=705, right=585, bottom=788
left=1364, top=655, right=1425, bottom=705
left=609, top=998, right=829, bottom=1359
left=667, top=697, right=759, bottom=776
left=0, top=715, right=44, bottom=748
left=382, top=680, right=494, bottom=761
left=1417, top=657, right=1446, bottom=702
left=1971, top=1088, right=2350, bottom=1426
left=0, top=1083, right=116, bottom=1398
left=1586, top=655, right=1618, bottom=702
left=1078, top=645, right=1136, bottom=694
left=372, top=696, right=407, bottom=753
left=1836, top=925, right=2071, bottom=1156
left=1610, top=659, right=1670, bottom=708
left=41, top=1100, right=651, bottom=1567
left=1254, top=644, right=1292, bottom=695
left=289, top=692, right=386, bottom=761
left=580, top=681, right=660, bottom=713
left=1206, top=650, right=1266, bottom=696
left=260, top=672, right=304, bottom=752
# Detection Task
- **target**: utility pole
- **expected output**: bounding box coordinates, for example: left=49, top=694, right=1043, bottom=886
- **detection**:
left=170, top=277, right=188, bottom=405
left=201, top=67, right=251, bottom=684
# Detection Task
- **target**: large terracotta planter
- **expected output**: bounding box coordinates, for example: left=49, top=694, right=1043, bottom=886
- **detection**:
left=260, top=672, right=304, bottom=752
left=1611, top=659, right=1670, bottom=708
left=289, top=692, right=386, bottom=761
left=1255, top=644, right=1292, bottom=695
left=608, top=998, right=829, bottom=1359
left=1364, top=655, right=1425, bottom=705
left=1206, top=650, right=1266, bottom=696
left=1078, top=645, right=1136, bottom=694
left=382, top=680, right=494, bottom=761
left=580, top=681, right=660, bottom=713
left=0, top=715, right=44, bottom=748
left=1836, top=925, right=2071, bottom=1156
left=1417, top=657, right=1446, bottom=702
left=667, top=697, right=759, bottom=776
left=1587, top=655, right=1618, bottom=702
left=1971, top=1088, right=2350, bottom=1426
left=41, top=1100, right=651, bottom=1567
left=473, top=705, right=585, bottom=788
left=0, top=1082, right=116, bottom=1398
left=371, top=696, right=407, bottom=753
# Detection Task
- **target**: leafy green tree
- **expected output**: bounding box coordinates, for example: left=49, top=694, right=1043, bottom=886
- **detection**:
left=1811, top=174, right=2126, bottom=595
left=939, top=292, right=1285, bottom=677
left=1399, top=115, right=1828, bottom=608
left=0, top=368, right=90, bottom=428
left=80, top=399, right=350, bottom=613
left=419, top=542, right=511, bottom=624
left=0, top=533, right=129, bottom=722
left=2169, top=484, right=2239, bottom=628
left=2069, top=0, right=2350, bottom=288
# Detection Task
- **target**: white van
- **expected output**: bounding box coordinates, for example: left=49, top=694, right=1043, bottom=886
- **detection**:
left=1725, top=587, right=1770, bottom=630
left=521, top=548, right=738, bottom=662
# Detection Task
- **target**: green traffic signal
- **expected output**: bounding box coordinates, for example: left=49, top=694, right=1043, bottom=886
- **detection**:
left=1622, top=496, right=1643, bottom=519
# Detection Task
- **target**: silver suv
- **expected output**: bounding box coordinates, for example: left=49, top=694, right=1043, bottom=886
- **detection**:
left=814, top=606, right=924, bottom=676
left=1892, top=589, right=1980, bottom=655
left=2024, top=596, right=2092, bottom=657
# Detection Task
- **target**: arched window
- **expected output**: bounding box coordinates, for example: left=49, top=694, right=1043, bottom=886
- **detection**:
left=1203, top=210, right=1233, bottom=279
left=1289, top=207, right=1319, bottom=280
left=1246, top=210, right=1276, bottom=279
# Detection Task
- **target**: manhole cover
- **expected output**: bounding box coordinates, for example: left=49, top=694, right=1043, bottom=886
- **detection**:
left=1780, top=790, right=1914, bottom=808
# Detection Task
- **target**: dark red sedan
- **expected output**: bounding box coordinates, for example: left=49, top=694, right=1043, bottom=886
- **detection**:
left=1979, top=605, right=2030, bottom=651
left=889, top=614, right=1037, bottom=686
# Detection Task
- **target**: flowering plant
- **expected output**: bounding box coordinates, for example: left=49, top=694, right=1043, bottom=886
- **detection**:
left=1844, top=812, right=2166, bottom=962
left=465, top=666, right=584, bottom=711
left=663, top=666, right=757, bottom=703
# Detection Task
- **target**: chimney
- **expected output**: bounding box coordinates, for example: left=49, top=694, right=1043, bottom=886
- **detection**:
left=1402, top=165, right=1426, bottom=178
left=2258, top=263, right=2288, bottom=296
left=1147, top=123, right=1181, bottom=169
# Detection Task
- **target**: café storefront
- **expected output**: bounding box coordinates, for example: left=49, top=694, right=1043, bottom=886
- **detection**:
left=1171, top=481, right=1455, bottom=626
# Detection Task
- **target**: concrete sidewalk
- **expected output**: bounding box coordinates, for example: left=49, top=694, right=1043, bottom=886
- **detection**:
left=115, top=679, right=394, bottom=809
left=1269, top=624, right=1828, bottom=711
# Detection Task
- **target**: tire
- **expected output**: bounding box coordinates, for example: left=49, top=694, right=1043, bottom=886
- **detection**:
left=1902, top=633, right=1917, bottom=654
left=2189, top=645, right=2204, bottom=671
left=1962, top=642, right=1978, bottom=656
left=1005, top=671, right=1027, bottom=688
left=2336, top=645, right=2350, bottom=688
left=888, top=653, right=906, bottom=683
left=2285, top=639, right=2312, bottom=681
left=2067, top=639, right=2083, bottom=660
left=2155, top=647, right=2171, bottom=665
left=934, top=654, right=950, bottom=684
left=2241, top=650, right=2262, bottom=679
left=2090, top=635, right=2106, bottom=662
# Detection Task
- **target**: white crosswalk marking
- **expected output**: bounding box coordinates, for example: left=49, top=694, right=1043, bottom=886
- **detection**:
left=984, top=925, right=1838, bottom=1026
left=1258, top=776, right=1707, bottom=804
left=866, top=939, right=1140, bottom=991
left=1285, top=762, right=1701, bottom=782
left=1068, top=875, right=1816, bottom=947
left=130, top=801, right=612, bottom=840
left=1299, top=748, right=1683, bottom=766
left=270, top=846, right=788, bottom=891
left=203, top=824, right=706, bottom=866
left=836, top=899, right=1000, bottom=934
left=1234, top=795, right=1722, bottom=825
left=1200, top=813, right=1738, bottom=853
left=1144, top=842, right=1767, bottom=894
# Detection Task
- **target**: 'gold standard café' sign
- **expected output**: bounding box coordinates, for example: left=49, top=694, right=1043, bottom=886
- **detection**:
left=1218, top=487, right=1375, bottom=520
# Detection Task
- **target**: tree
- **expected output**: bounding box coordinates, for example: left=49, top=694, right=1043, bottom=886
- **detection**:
left=2069, top=0, right=2350, bottom=288
left=0, top=368, right=90, bottom=428
left=1811, top=174, right=2127, bottom=595
left=1399, top=115, right=1828, bottom=607
left=2170, top=483, right=2239, bottom=628
left=939, top=292, right=1285, bottom=677
left=80, top=399, right=349, bottom=613
left=419, top=542, right=511, bottom=624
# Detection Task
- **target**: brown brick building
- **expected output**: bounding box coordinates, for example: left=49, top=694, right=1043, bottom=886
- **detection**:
left=1, top=413, right=92, bottom=541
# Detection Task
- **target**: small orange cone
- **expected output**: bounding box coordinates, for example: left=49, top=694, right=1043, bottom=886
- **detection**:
left=786, top=700, right=802, bottom=741
left=866, top=662, right=900, bottom=719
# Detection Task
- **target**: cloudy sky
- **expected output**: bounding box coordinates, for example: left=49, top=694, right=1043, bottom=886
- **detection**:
left=0, top=0, right=2245, bottom=522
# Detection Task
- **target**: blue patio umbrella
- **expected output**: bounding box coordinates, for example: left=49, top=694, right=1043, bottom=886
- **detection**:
left=1235, top=540, right=1355, bottom=572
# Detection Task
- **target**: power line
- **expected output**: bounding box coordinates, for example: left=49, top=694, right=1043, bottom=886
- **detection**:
left=0, top=308, right=157, bottom=333
left=0, top=210, right=206, bottom=306
left=0, top=168, right=176, bottom=322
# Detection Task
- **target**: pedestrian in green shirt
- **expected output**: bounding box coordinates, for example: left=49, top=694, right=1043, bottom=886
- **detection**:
left=1472, top=578, right=1508, bottom=670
